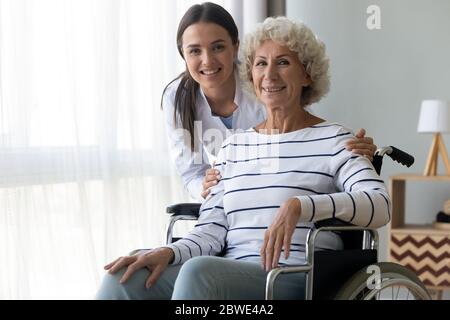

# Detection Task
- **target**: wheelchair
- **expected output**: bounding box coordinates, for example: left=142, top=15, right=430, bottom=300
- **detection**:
left=165, top=146, right=431, bottom=300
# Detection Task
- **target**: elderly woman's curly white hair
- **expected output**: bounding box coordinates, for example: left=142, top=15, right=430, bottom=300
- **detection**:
left=239, top=16, right=330, bottom=106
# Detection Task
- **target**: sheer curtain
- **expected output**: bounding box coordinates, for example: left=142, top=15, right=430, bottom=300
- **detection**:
left=0, top=0, right=268, bottom=299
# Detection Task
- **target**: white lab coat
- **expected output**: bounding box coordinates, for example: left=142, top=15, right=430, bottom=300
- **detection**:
left=162, top=74, right=266, bottom=201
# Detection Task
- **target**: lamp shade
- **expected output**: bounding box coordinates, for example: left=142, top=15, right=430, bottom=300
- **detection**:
left=417, top=100, right=450, bottom=133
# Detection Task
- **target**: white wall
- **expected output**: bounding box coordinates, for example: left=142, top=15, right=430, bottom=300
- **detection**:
left=287, top=0, right=450, bottom=296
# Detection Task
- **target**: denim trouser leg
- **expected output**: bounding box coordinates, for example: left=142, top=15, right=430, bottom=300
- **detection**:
left=172, top=256, right=306, bottom=300
left=95, top=264, right=182, bottom=300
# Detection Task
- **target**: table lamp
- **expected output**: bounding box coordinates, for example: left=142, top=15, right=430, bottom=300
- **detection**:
left=417, top=100, right=450, bottom=176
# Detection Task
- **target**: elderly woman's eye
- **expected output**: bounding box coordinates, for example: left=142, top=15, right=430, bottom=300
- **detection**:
left=255, top=60, right=266, bottom=66
left=279, top=59, right=290, bottom=65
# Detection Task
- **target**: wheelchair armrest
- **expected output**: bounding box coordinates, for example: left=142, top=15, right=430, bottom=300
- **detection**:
left=166, top=202, right=201, bottom=218
left=314, top=217, right=354, bottom=229
left=307, top=225, right=379, bottom=255
left=166, top=203, right=201, bottom=245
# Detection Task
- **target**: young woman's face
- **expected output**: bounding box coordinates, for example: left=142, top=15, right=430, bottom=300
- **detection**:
left=251, top=40, right=311, bottom=110
left=182, top=22, right=238, bottom=90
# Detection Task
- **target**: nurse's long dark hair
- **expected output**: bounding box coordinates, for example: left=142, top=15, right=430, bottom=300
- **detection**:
left=161, top=2, right=239, bottom=150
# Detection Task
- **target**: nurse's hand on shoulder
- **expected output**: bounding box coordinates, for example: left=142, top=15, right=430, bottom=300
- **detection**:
left=345, top=128, right=377, bottom=162
left=104, top=247, right=174, bottom=288
left=201, top=161, right=222, bottom=199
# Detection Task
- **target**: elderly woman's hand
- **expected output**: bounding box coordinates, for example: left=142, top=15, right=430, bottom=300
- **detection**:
left=260, top=198, right=301, bottom=272
left=104, top=247, right=174, bottom=288
left=345, top=128, right=377, bottom=162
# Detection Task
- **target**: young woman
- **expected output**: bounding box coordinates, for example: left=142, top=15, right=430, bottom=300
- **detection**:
left=161, top=2, right=377, bottom=201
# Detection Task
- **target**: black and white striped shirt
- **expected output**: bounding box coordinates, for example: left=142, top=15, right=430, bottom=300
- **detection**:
left=165, top=123, right=391, bottom=266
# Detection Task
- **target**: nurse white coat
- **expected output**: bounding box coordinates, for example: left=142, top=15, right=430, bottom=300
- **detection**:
left=162, top=75, right=266, bottom=201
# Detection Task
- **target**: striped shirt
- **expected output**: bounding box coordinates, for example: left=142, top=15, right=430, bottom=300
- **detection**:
left=164, top=122, right=391, bottom=266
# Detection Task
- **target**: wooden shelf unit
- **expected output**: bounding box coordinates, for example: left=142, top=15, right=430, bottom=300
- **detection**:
left=389, top=174, right=450, bottom=229
left=388, top=174, right=450, bottom=297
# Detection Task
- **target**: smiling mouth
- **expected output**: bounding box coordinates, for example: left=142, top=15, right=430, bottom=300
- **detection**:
left=262, top=86, right=286, bottom=93
left=200, top=68, right=221, bottom=76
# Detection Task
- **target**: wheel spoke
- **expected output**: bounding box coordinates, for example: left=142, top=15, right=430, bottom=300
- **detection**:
left=335, top=263, right=430, bottom=300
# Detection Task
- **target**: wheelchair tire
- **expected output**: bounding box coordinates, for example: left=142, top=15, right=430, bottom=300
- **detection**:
left=335, top=262, right=431, bottom=300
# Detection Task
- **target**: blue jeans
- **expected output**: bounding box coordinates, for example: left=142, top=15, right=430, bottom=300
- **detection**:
left=96, top=256, right=306, bottom=300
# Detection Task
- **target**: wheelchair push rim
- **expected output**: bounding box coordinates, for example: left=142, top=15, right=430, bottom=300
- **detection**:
left=335, top=262, right=431, bottom=300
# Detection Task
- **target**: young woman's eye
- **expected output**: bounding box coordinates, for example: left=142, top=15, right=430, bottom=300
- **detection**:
left=189, top=48, right=201, bottom=55
left=212, top=44, right=225, bottom=51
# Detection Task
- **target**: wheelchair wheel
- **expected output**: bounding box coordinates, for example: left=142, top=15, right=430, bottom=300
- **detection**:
left=335, top=262, right=431, bottom=300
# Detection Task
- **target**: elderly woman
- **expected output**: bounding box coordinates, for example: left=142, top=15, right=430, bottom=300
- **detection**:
left=96, top=17, right=391, bottom=300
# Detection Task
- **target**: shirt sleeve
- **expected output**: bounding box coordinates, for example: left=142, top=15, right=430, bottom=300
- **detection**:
left=296, top=126, right=391, bottom=228
left=162, top=148, right=228, bottom=265
left=162, top=85, right=210, bottom=202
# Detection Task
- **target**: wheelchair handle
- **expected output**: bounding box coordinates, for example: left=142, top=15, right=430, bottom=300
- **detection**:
left=375, top=146, right=415, bottom=168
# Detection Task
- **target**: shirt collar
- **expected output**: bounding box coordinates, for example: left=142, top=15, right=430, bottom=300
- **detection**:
left=233, top=69, right=243, bottom=108
left=198, top=69, right=241, bottom=116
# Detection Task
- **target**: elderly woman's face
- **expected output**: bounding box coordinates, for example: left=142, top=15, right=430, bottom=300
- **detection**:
left=251, top=40, right=311, bottom=109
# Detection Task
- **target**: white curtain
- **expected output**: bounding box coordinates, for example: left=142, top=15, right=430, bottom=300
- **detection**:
left=0, top=0, right=266, bottom=299
left=226, top=0, right=268, bottom=42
